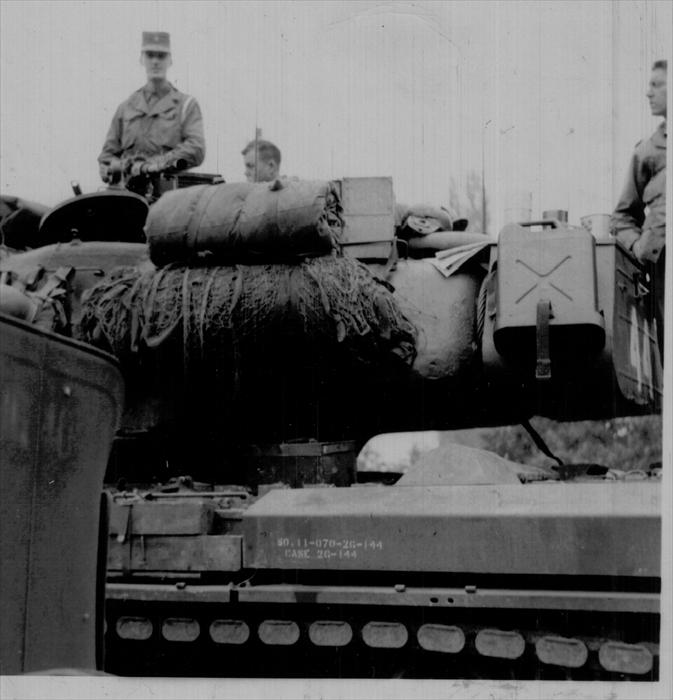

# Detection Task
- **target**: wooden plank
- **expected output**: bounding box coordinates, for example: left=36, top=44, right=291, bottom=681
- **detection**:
left=108, top=535, right=241, bottom=572
left=109, top=500, right=214, bottom=536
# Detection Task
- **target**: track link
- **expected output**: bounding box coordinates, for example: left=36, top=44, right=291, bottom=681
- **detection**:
left=104, top=600, right=659, bottom=679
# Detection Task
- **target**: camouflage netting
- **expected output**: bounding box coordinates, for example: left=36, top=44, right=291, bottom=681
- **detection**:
left=78, top=254, right=417, bottom=377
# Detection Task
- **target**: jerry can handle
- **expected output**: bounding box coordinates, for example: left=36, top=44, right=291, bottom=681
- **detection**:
left=518, top=219, right=561, bottom=229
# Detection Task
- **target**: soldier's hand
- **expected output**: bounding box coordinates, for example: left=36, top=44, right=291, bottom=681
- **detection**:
left=632, top=237, right=645, bottom=262
left=107, top=160, right=123, bottom=184
left=100, top=159, right=121, bottom=183
left=144, top=162, right=161, bottom=174
left=129, top=161, right=148, bottom=178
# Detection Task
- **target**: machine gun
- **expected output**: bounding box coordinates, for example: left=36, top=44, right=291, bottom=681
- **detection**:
left=104, top=156, right=224, bottom=203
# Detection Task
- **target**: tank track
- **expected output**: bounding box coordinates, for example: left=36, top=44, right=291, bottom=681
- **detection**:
left=104, top=595, right=658, bottom=679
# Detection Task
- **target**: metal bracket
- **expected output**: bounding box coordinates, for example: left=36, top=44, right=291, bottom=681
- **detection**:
left=24, top=265, right=46, bottom=292
left=117, top=504, right=134, bottom=575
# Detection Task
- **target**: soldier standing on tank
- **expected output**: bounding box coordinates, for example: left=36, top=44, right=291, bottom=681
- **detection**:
left=611, top=59, right=667, bottom=362
left=98, top=32, right=205, bottom=190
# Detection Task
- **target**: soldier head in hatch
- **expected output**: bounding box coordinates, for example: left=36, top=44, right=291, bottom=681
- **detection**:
left=242, top=140, right=282, bottom=183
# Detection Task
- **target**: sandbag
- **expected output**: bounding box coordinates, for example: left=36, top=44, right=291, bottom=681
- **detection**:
left=371, top=258, right=482, bottom=380
left=146, top=179, right=342, bottom=267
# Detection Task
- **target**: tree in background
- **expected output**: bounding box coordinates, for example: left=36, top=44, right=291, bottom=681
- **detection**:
left=476, top=416, right=662, bottom=472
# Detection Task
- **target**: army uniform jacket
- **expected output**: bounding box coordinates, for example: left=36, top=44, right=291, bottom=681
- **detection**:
left=98, top=83, right=205, bottom=175
left=611, top=121, right=666, bottom=263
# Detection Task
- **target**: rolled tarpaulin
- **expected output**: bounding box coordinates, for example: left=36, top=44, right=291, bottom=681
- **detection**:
left=146, top=179, right=343, bottom=267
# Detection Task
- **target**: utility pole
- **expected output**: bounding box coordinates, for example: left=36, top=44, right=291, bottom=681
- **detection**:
left=254, top=128, right=262, bottom=182
left=482, top=120, right=491, bottom=233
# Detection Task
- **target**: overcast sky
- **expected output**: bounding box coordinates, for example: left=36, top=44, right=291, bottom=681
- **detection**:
left=1, top=0, right=671, bottom=233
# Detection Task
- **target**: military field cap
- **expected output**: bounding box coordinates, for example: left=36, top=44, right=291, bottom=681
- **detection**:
left=142, top=31, right=171, bottom=53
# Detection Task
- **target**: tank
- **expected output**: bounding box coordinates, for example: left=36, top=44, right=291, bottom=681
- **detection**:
left=0, top=181, right=663, bottom=680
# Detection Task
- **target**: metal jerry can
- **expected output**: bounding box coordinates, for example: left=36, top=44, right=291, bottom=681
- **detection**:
left=493, top=219, right=606, bottom=375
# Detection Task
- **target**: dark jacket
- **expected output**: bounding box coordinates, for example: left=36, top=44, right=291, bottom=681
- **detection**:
left=98, top=83, right=205, bottom=178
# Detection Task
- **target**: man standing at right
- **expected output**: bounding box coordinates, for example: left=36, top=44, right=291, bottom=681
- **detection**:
left=612, top=59, right=667, bottom=362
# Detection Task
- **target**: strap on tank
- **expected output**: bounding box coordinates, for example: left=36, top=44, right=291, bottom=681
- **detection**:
left=535, top=299, right=552, bottom=381
left=185, top=185, right=221, bottom=255
left=381, top=238, right=400, bottom=282
left=521, top=418, right=564, bottom=467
